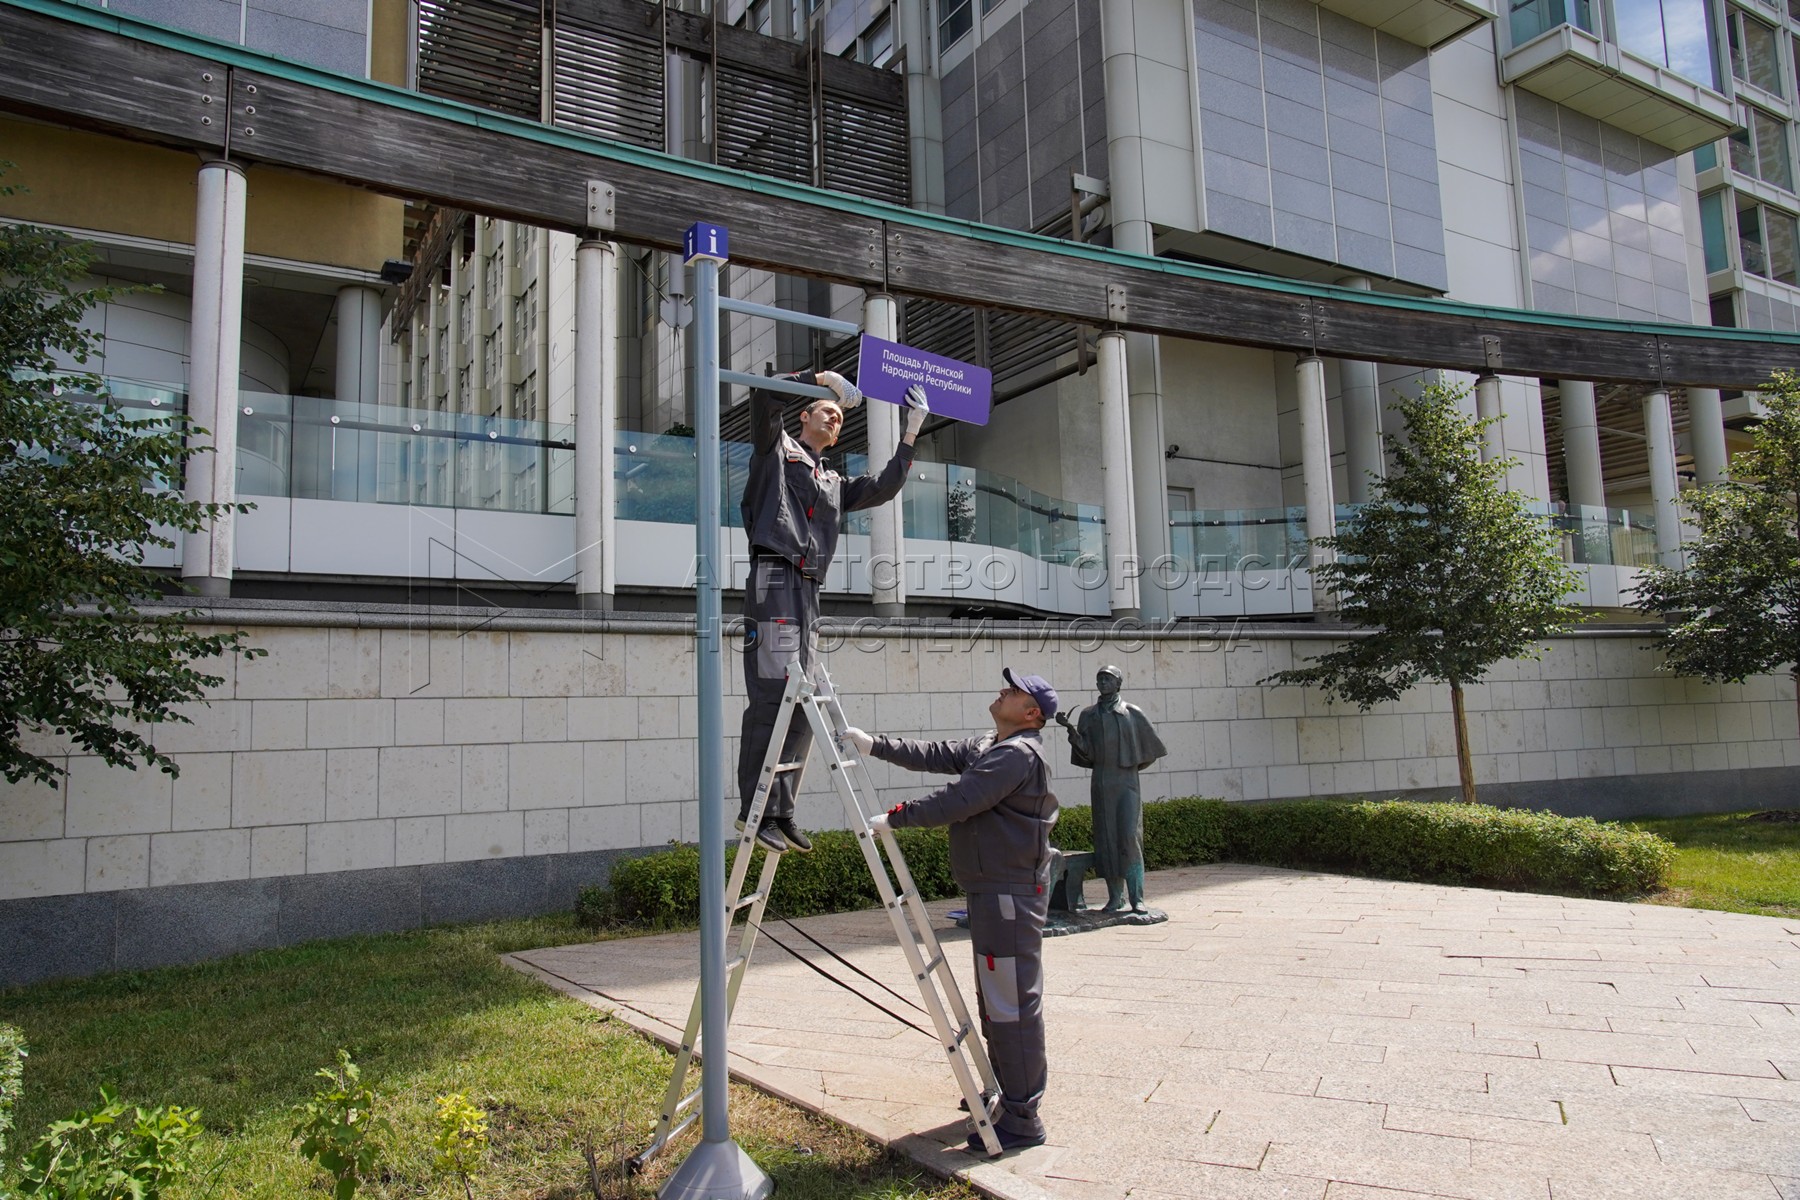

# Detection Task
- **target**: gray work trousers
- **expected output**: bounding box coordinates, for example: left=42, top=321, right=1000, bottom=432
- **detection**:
left=738, top=555, right=821, bottom=822
left=967, top=890, right=1050, bottom=1139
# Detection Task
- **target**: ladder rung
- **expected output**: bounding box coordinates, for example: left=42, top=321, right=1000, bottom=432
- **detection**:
left=732, top=888, right=768, bottom=913
left=770, top=762, right=803, bottom=775
left=675, top=1085, right=703, bottom=1115
left=889, top=891, right=917, bottom=909
left=725, top=954, right=746, bottom=973
left=916, top=952, right=944, bottom=980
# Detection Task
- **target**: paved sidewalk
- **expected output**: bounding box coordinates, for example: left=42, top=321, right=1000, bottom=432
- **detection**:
left=507, top=865, right=1800, bottom=1200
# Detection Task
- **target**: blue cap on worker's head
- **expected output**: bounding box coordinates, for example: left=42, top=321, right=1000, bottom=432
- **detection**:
left=1003, top=668, right=1058, bottom=721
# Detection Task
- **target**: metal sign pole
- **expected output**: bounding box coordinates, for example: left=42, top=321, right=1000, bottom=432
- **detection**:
left=660, top=223, right=772, bottom=1200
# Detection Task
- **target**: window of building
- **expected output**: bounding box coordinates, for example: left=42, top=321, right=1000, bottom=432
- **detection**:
left=747, top=0, right=770, bottom=34
left=1738, top=199, right=1800, bottom=284
left=513, top=375, right=538, bottom=423
left=483, top=331, right=499, bottom=386
left=1711, top=293, right=1738, bottom=325
left=1509, top=0, right=1596, bottom=48
left=1614, top=0, right=1717, bottom=87
left=1728, top=6, right=1783, bottom=96
left=862, top=11, right=893, bottom=65
left=1694, top=139, right=1720, bottom=173
left=483, top=250, right=500, bottom=306
left=1700, top=190, right=1731, bottom=272
left=513, top=281, right=538, bottom=346
left=1730, top=105, right=1795, bottom=191
left=938, top=0, right=972, bottom=50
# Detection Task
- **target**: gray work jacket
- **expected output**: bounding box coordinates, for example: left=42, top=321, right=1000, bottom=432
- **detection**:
left=740, top=370, right=914, bottom=581
left=874, top=730, right=1059, bottom=897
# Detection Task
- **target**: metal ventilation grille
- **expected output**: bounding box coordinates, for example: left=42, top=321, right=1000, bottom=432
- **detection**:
left=822, top=96, right=907, bottom=202
left=551, top=19, right=663, bottom=147
left=715, top=68, right=813, bottom=182
left=416, top=0, right=543, bottom=118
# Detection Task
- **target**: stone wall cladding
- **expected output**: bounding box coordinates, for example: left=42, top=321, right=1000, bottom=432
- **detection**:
left=4, top=617, right=1797, bottom=909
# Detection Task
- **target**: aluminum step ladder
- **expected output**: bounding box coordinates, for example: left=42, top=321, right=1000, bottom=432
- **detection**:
left=633, top=664, right=1004, bottom=1168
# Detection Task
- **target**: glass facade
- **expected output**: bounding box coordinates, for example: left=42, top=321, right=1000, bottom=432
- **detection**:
left=1616, top=0, right=1718, bottom=87
left=1509, top=0, right=1596, bottom=46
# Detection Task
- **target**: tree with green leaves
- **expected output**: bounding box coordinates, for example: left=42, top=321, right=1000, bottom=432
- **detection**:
left=1, top=173, right=260, bottom=787
left=1633, top=370, right=1800, bottom=734
left=1264, top=381, right=1584, bottom=803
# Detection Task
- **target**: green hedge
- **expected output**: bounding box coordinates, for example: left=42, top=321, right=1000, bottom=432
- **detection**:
left=575, top=798, right=1673, bottom=927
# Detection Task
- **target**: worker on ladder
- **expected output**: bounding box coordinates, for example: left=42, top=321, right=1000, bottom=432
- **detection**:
left=737, top=369, right=930, bottom=854
left=841, top=669, right=1060, bottom=1153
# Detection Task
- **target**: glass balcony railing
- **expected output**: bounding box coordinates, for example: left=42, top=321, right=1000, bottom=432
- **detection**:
left=1550, top=503, right=1660, bottom=567
left=619, top=432, right=1105, bottom=568
left=1508, top=0, right=1596, bottom=47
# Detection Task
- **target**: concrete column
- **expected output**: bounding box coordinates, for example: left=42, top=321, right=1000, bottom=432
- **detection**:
left=1687, top=387, right=1729, bottom=484
left=1296, top=356, right=1337, bottom=611
left=335, top=285, right=383, bottom=406
left=863, top=292, right=907, bottom=616
left=1097, top=331, right=1140, bottom=616
left=181, top=160, right=247, bottom=598
left=574, top=239, right=618, bottom=610
left=896, top=0, right=945, bottom=212
left=1103, top=0, right=1172, bottom=618
left=1559, top=380, right=1605, bottom=511
left=1475, top=372, right=1504, bottom=465
left=1337, top=276, right=1383, bottom=502
left=1643, top=388, right=1682, bottom=567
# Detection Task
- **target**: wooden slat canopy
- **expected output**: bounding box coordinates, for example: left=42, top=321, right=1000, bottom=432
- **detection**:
left=1, top=0, right=1796, bottom=389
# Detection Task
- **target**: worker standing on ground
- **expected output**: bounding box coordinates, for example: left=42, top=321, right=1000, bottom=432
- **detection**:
left=840, top=669, right=1060, bottom=1152
left=737, top=369, right=929, bottom=853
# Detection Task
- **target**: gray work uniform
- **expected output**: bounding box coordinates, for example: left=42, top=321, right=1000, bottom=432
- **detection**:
left=737, top=373, right=913, bottom=822
left=871, top=729, right=1058, bottom=1140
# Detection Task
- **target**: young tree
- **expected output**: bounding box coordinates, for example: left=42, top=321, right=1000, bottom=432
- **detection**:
left=1, top=179, right=260, bottom=786
left=1264, top=381, right=1584, bottom=803
left=1633, top=370, right=1800, bottom=733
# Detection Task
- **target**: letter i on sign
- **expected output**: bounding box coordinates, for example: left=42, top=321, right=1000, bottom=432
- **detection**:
left=684, top=222, right=730, bottom=266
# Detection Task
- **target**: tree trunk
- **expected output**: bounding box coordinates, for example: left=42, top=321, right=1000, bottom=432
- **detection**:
left=1450, top=681, right=1477, bottom=804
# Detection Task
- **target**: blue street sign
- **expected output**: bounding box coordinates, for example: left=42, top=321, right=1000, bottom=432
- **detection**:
left=684, top=222, right=730, bottom=265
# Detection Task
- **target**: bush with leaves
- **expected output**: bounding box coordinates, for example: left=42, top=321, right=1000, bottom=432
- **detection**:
left=1, top=1023, right=25, bottom=1161
left=0, top=171, right=262, bottom=787
left=1634, top=369, right=1800, bottom=733
left=576, top=796, right=1667, bottom=928
left=290, top=1050, right=391, bottom=1200
left=431, top=1093, right=488, bottom=1200
left=15, top=1087, right=201, bottom=1200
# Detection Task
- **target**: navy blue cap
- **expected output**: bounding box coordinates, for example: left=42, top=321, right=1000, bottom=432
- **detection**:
left=1003, top=668, right=1058, bottom=720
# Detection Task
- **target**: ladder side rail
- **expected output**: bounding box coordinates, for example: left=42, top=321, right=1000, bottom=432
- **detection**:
left=802, top=690, right=1004, bottom=1156
left=725, top=850, right=784, bottom=1014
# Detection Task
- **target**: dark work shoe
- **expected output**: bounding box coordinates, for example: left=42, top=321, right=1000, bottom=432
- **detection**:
left=735, top=816, right=788, bottom=854
left=773, top=818, right=812, bottom=853
left=966, top=1126, right=1046, bottom=1154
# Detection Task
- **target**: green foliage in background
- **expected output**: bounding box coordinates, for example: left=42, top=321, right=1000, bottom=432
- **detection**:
left=15, top=1088, right=201, bottom=1200
left=0, top=169, right=262, bottom=786
left=1633, top=370, right=1800, bottom=735
left=1, top=1024, right=24, bottom=1162
left=579, top=797, right=1671, bottom=927
left=1263, top=382, right=1584, bottom=803
left=290, top=1052, right=391, bottom=1200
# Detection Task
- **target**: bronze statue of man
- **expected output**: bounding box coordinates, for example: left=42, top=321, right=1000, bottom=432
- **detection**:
left=1055, top=665, right=1167, bottom=913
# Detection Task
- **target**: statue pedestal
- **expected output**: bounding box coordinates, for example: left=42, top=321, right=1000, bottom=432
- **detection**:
left=948, top=906, right=1167, bottom=937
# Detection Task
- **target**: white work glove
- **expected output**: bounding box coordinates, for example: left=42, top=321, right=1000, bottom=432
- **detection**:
left=817, top=370, right=863, bottom=411
left=869, top=811, right=892, bottom=833
left=839, top=726, right=874, bottom=757
left=903, top=384, right=929, bottom=438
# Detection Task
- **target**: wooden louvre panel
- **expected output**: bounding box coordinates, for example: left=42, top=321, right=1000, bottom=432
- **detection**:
left=714, top=63, right=813, bottom=183
left=550, top=1, right=663, bottom=148
left=415, top=0, right=543, bottom=119
left=821, top=95, right=907, bottom=204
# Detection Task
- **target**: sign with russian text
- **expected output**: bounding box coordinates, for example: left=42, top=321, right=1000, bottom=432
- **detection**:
left=856, top=335, right=992, bottom=426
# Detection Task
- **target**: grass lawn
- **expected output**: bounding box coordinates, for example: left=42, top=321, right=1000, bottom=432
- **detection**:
left=1626, top=810, right=1800, bottom=919
left=0, top=914, right=976, bottom=1200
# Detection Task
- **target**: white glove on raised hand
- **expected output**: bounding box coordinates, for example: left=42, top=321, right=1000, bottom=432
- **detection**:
left=869, top=811, right=892, bottom=833
left=839, top=726, right=875, bottom=757
left=903, top=384, right=930, bottom=438
left=817, top=370, right=864, bottom=410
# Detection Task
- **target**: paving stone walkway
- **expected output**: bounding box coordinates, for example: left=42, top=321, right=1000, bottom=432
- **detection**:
left=507, top=864, right=1800, bottom=1199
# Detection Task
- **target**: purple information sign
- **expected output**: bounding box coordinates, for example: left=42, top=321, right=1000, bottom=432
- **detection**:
left=855, top=335, right=992, bottom=426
